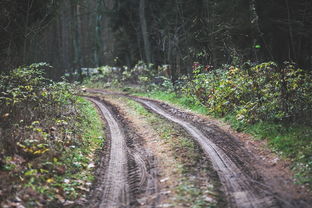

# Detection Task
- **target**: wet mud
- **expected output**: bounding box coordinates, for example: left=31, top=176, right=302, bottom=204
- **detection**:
left=85, top=97, right=158, bottom=208
left=85, top=89, right=311, bottom=208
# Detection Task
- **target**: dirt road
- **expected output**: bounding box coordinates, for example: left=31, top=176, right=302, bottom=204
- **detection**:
left=135, top=98, right=279, bottom=208
left=85, top=89, right=311, bottom=208
left=85, top=97, right=158, bottom=208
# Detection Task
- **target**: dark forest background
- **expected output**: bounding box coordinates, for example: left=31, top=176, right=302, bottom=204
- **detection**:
left=1, top=0, right=312, bottom=78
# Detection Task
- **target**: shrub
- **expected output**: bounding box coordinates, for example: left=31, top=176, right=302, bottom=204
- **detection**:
left=0, top=63, right=78, bottom=154
left=181, top=61, right=312, bottom=124
left=0, top=63, right=102, bottom=206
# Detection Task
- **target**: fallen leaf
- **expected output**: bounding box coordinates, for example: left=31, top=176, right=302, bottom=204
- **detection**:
left=55, top=194, right=65, bottom=203
left=46, top=178, right=54, bottom=183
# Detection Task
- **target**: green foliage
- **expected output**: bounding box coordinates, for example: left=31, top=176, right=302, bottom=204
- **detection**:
left=181, top=62, right=312, bottom=124
left=122, top=61, right=154, bottom=85
left=136, top=89, right=312, bottom=189
left=83, top=65, right=122, bottom=88
left=83, top=62, right=155, bottom=89
left=0, top=64, right=104, bottom=206
left=0, top=63, right=77, bottom=152
left=84, top=61, right=175, bottom=92
left=44, top=98, right=104, bottom=202
left=170, top=61, right=312, bottom=187
left=135, top=90, right=209, bottom=115
left=224, top=114, right=312, bottom=188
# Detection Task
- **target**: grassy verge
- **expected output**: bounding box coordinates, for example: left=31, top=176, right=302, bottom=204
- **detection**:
left=125, top=98, right=220, bottom=208
left=0, top=97, right=105, bottom=207
left=48, top=97, right=104, bottom=204
left=133, top=91, right=209, bottom=115
left=131, top=90, right=312, bottom=189
left=224, top=114, right=312, bottom=187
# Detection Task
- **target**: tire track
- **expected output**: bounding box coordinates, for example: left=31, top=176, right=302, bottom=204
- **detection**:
left=86, top=89, right=311, bottom=208
left=87, top=89, right=277, bottom=207
left=86, top=97, right=130, bottom=208
left=85, top=97, right=158, bottom=208
left=133, top=98, right=278, bottom=208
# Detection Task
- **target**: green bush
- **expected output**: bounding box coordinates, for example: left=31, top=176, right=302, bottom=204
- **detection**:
left=181, top=62, right=312, bottom=124
left=0, top=63, right=105, bottom=206
left=0, top=63, right=78, bottom=154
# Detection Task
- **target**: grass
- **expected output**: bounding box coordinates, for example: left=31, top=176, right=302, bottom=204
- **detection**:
left=227, top=115, right=312, bottom=185
left=0, top=97, right=105, bottom=207
left=125, top=98, right=219, bottom=208
left=30, top=97, right=105, bottom=206
left=133, top=90, right=312, bottom=189
left=134, top=90, right=209, bottom=114
left=50, top=97, right=105, bottom=201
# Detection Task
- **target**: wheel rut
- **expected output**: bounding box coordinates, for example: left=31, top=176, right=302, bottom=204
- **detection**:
left=86, top=89, right=311, bottom=208
left=85, top=97, right=158, bottom=208
left=130, top=97, right=311, bottom=208
left=134, top=98, right=278, bottom=208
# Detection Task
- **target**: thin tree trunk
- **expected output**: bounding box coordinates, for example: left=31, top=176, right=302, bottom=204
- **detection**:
left=23, top=0, right=34, bottom=63
left=95, top=0, right=103, bottom=67
left=139, top=0, right=152, bottom=63
left=285, top=0, right=296, bottom=61
left=71, top=0, right=82, bottom=80
left=249, top=0, right=273, bottom=61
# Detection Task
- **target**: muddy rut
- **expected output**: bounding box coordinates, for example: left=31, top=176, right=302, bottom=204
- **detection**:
left=85, top=97, right=158, bottom=208
left=134, top=98, right=277, bottom=208
left=132, top=97, right=311, bottom=208
left=86, top=89, right=311, bottom=208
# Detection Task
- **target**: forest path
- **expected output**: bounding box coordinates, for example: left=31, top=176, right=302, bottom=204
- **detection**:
left=85, top=89, right=311, bottom=208
left=85, top=97, right=158, bottom=208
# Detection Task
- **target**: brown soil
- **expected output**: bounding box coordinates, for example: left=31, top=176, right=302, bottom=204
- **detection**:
left=103, top=95, right=180, bottom=207
left=101, top=95, right=224, bottom=208
left=84, top=97, right=158, bottom=208
left=85, top=89, right=312, bottom=208
left=133, top=96, right=312, bottom=208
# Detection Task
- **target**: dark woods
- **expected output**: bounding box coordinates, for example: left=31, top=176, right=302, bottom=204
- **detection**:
left=0, top=0, right=312, bottom=78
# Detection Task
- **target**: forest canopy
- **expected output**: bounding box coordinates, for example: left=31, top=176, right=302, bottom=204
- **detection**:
left=0, top=0, right=312, bottom=77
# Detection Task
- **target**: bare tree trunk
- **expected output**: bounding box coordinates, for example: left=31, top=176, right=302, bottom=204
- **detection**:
left=71, top=0, right=82, bottom=80
left=249, top=0, right=273, bottom=61
left=285, top=0, right=296, bottom=61
left=23, top=0, right=34, bottom=63
left=95, top=0, right=103, bottom=67
left=139, top=0, right=152, bottom=63
left=103, top=0, right=114, bottom=65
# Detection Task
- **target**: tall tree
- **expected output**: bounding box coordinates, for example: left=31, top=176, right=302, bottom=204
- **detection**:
left=139, top=0, right=152, bottom=64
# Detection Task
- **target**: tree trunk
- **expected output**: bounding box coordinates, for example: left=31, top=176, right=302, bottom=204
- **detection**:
left=139, top=0, right=152, bottom=63
left=71, top=0, right=82, bottom=80
left=95, top=0, right=103, bottom=67
left=23, top=0, right=34, bottom=64
left=285, top=0, right=296, bottom=61
left=249, top=0, right=273, bottom=61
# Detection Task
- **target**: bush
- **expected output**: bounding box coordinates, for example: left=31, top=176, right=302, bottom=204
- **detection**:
left=0, top=63, right=78, bottom=154
left=0, top=63, right=104, bottom=206
left=181, top=62, right=312, bottom=124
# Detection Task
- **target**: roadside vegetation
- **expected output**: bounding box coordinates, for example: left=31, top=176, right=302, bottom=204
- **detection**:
left=0, top=64, right=104, bottom=207
left=84, top=61, right=312, bottom=189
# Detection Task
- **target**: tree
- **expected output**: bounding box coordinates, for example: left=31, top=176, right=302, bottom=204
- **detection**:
left=139, top=0, right=152, bottom=64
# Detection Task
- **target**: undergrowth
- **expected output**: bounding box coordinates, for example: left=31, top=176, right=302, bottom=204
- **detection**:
left=224, top=114, right=312, bottom=187
left=0, top=64, right=104, bottom=207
